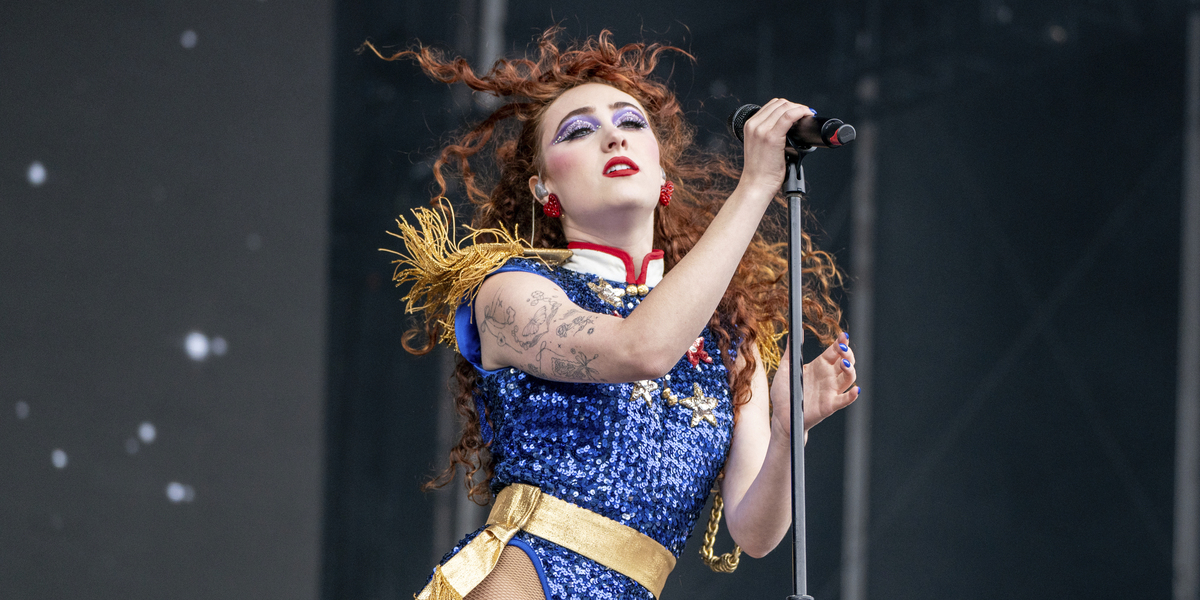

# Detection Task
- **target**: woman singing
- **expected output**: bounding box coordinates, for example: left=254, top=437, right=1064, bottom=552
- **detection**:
left=377, top=27, right=860, bottom=600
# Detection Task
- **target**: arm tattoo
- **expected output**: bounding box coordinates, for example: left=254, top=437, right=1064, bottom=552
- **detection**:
left=552, top=348, right=601, bottom=381
left=479, top=290, right=563, bottom=354
left=556, top=314, right=597, bottom=338
left=479, top=299, right=520, bottom=351
left=515, top=291, right=561, bottom=350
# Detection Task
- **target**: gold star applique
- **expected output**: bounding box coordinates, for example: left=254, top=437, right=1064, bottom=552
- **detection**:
left=630, top=380, right=659, bottom=407
left=587, top=279, right=626, bottom=307
left=663, top=382, right=719, bottom=427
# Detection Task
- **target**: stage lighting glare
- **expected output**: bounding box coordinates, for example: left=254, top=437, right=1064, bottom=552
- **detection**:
left=52, top=449, right=68, bottom=469
left=186, top=331, right=209, bottom=361
left=180, top=30, right=198, bottom=49
left=996, top=5, right=1013, bottom=24
left=139, top=421, right=157, bottom=443
left=1049, top=25, right=1068, bottom=43
left=27, top=161, right=46, bottom=186
left=211, top=336, right=228, bottom=356
left=15, top=401, right=30, bottom=419
left=166, top=482, right=196, bottom=503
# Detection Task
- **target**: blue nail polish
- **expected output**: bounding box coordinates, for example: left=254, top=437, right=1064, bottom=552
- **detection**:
left=811, top=108, right=818, bottom=115
left=839, top=343, right=849, bottom=352
left=843, top=332, right=850, bottom=340
left=856, top=386, right=861, bottom=394
left=842, top=359, right=851, bottom=368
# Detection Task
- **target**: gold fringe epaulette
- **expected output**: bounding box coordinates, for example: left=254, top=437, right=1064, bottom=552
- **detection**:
left=759, top=330, right=786, bottom=375
left=381, top=203, right=571, bottom=353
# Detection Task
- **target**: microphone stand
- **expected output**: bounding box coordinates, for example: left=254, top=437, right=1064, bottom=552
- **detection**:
left=784, top=142, right=815, bottom=600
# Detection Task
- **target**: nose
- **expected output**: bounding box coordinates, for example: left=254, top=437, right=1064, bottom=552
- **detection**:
left=603, top=124, right=629, bottom=151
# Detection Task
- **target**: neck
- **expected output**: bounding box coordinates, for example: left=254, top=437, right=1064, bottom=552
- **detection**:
left=560, top=212, right=656, bottom=277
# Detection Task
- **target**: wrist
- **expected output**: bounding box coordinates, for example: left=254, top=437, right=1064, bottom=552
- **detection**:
left=733, top=178, right=780, bottom=205
left=769, top=417, right=791, bottom=450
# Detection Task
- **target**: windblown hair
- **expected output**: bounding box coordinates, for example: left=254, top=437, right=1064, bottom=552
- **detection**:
left=370, top=27, right=844, bottom=504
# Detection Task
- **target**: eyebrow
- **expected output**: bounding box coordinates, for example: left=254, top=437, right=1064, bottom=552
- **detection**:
left=553, top=101, right=643, bottom=134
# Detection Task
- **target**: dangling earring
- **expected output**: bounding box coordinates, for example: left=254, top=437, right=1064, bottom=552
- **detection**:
left=534, top=174, right=561, bottom=218
left=543, top=193, right=562, bottom=218
left=659, top=167, right=673, bottom=206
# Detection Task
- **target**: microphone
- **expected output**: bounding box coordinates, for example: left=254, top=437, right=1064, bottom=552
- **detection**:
left=727, top=104, right=856, bottom=149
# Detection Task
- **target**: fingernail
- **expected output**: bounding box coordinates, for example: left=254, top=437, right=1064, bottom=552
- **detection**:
left=843, top=332, right=850, bottom=340
left=839, top=343, right=849, bottom=352
left=842, top=359, right=851, bottom=368
left=810, top=108, right=818, bottom=115
left=856, top=386, right=861, bottom=394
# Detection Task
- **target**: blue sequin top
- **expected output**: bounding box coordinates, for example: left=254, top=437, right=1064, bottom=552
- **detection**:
left=442, top=257, right=736, bottom=600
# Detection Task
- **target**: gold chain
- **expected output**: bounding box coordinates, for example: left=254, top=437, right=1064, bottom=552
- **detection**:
left=699, top=492, right=742, bottom=573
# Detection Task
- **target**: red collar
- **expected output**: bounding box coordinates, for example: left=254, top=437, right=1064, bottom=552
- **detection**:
left=566, top=242, right=664, bottom=285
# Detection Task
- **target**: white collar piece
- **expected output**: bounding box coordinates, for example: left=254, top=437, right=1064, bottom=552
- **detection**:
left=562, top=244, right=664, bottom=286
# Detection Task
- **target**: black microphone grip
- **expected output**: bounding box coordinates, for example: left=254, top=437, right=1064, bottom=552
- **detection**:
left=727, top=104, right=855, bottom=148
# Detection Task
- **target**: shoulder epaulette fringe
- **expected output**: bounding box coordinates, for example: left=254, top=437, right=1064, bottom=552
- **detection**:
left=381, top=203, right=571, bottom=353
left=760, top=330, right=785, bottom=374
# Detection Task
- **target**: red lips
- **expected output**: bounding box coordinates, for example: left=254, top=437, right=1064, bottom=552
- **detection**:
left=602, top=156, right=640, bottom=177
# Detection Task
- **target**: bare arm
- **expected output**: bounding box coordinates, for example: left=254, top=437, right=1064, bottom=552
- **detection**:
left=721, top=336, right=859, bottom=558
left=476, top=99, right=818, bottom=381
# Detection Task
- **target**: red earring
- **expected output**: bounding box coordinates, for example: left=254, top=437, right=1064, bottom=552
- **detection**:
left=543, top=193, right=562, bottom=218
left=659, top=181, right=674, bottom=206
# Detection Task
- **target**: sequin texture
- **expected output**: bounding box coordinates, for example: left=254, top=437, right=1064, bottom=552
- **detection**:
left=434, top=258, right=736, bottom=600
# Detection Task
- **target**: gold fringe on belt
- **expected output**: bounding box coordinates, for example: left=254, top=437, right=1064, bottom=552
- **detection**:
left=417, top=484, right=677, bottom=600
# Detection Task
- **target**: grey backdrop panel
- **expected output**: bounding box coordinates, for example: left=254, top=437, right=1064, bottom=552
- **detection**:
left=0, top=1, right=332, bottom=598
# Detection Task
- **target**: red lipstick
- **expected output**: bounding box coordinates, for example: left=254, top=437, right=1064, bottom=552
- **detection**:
left=602, top=157, right=640, bottom=177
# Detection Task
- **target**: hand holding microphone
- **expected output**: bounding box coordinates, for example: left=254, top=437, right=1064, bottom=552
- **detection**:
left=728, top=103, right=855, bottom=149
left=726, top=99, right=855, bottom=197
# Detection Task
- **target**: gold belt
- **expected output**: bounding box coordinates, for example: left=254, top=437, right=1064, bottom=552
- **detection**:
left=417, top=484, right=677, bottom=600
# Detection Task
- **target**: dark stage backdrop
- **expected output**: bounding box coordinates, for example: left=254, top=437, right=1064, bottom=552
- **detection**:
left=0, top=1, right=331, bottom=599
left=326, top=1, right=1184, bottom=600
left=0, top=0, right=1185, bottom=599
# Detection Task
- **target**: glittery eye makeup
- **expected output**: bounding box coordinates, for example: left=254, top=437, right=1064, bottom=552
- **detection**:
left=612, top=106, right=648, bottom=129
left=552, top=115, right=601, bottom=145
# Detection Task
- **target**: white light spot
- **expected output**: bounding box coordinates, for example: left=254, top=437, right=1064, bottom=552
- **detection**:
left=246, top=233, right=262, bottom=251
left=1048, top=25, right=1068, bottom=43
left=185, top=331, right=209, bottom=361
left=51, top=449, right=68, bottom=469
left=138, top=421, right=157, bottom=443
left=166, top=482, right=195, bottom=503
left=211, top=336, right=227, bottom=356
left=125, top=438, right=140, bottom=454
left=28, top=161, right=46, bottom=186
left=996, top=5, right=1013, bottom=24
left=15, top=401, right=30, bottom=420
left=180, top=30, right=198, bottom=49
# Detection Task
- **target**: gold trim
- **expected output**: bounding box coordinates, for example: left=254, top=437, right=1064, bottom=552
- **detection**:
left=699, top=492, right=742, bottom=573
left=381, top=202, right=571, bottom=353
left=417, top=484, right=676, bottom=599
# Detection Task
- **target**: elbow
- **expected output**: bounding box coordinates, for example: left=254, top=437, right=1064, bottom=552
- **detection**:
left=742, top=545, right=770, bottom=560
left=726, top=511, right=787, bottom=560
left=734, top=536, right=782, bottom=560
left=624, top=345, right=677, bottom=381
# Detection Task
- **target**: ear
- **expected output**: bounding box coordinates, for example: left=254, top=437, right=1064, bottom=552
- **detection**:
left=528, top=174, right=547, bottom=206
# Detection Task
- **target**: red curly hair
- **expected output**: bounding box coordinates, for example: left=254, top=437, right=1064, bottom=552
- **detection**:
left=369, top=27, right=844, bottom=504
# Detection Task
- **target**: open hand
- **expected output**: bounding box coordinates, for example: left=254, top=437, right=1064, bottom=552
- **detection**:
left=769, top=332, right=860, bottom=439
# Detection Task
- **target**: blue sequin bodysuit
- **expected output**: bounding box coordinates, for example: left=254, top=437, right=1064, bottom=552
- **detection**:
left=440, top=256, right=736, bottom=600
